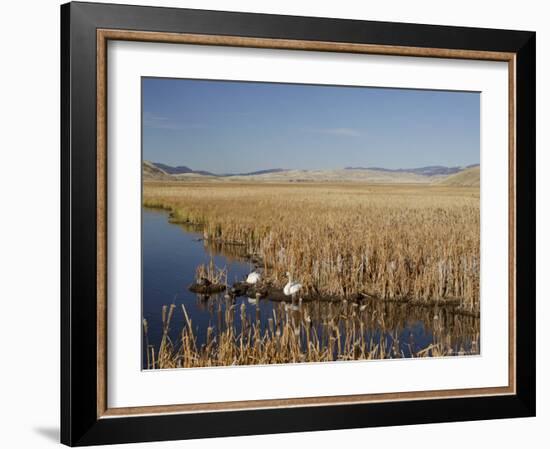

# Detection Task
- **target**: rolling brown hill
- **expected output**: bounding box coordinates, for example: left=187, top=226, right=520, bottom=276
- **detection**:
left=436, top=166, right=480, bottom=187
left=143, top=161, right=170, bottom=180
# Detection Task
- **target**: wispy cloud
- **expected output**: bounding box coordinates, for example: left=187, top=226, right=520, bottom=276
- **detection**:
left=143, top=112, right=206, bottom=131
left=308, top=127, right=362, bottom=137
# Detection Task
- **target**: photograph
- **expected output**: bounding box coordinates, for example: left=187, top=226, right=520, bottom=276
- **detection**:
left=141, top=77, right=481, bottom=369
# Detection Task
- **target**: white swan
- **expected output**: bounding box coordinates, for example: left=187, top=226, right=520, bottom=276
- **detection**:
left=246, top=270, right=261, bottom=284
left=283, top=272, right=302, bottom=297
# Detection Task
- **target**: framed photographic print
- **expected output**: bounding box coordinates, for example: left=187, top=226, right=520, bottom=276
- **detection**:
left=60, top=1, right=536, bottom=446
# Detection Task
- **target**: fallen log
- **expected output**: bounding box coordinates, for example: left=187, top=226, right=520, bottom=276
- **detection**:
left=188, top=283, right=226, bottom=294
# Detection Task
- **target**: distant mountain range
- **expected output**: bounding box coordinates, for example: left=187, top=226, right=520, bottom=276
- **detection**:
left=151, top=162, right=287, bottom=178
left=344, top=164, right=479, bottom=177
left=152, top=162, right=216, bottom=177
left=144, top=161, right=480, bottom=186
left=227, top=168, right=288, bottom=177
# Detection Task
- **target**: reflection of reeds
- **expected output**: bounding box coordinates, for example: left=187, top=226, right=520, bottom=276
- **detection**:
left=143, top=298, right=479, bottom=369
left=144, top=182, right=480, bottom=312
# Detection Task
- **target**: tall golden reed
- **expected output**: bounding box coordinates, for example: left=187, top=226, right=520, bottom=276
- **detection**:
left=143, top=298, right=479, bottom=369
left=144, top=181, right=480, bottom=311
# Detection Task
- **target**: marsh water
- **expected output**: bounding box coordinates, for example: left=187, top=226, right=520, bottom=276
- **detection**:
left=142, top=208, right=479, bottom=368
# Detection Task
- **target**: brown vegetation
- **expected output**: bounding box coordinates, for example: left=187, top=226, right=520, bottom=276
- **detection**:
left=143, top=181, right=480, bottom=312
left=143, top=298, right=479, bottom=369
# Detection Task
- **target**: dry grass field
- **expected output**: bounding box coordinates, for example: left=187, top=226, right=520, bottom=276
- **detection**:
left=143, top=181, right=480, bottom=312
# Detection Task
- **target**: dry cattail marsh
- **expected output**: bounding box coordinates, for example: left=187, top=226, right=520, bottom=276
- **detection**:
left=142, top=181, right=480, bottom=368
left=142, top=296, right=479, bottom=369
left=144, top=181, right=480, bottom=309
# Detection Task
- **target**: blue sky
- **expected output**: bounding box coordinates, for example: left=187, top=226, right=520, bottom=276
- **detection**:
left=142, top=77, right=479, bottom=173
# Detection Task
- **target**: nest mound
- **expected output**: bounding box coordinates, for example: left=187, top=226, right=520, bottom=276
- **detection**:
left=188, top=283, right=226, bottom=294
